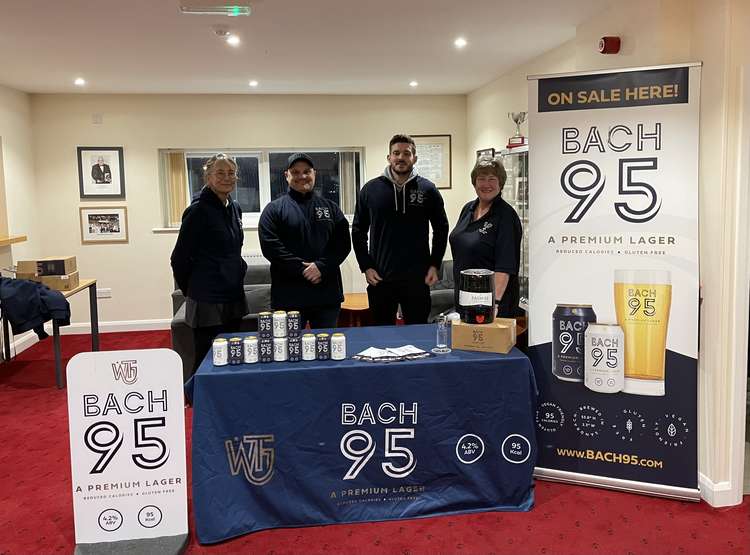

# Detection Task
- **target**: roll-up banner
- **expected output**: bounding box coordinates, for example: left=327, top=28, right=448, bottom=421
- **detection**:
left=527, top=64, right=700, bottom=499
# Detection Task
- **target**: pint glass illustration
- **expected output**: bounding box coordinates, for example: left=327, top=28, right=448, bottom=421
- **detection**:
left=614, top=269, right=672, bottom=396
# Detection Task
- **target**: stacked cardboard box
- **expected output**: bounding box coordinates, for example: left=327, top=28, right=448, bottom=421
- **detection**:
left=16, top=256, right=79, bottom=291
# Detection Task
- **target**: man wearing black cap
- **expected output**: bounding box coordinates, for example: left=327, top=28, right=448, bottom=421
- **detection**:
left=259, top=153, right=352, bottom=328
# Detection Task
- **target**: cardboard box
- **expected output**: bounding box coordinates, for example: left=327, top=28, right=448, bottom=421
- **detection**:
left=17, top=256, right=77, bottom=276
left=17, top=270, right=80, bottom=292
left=451, top=318, right=517, bottom=354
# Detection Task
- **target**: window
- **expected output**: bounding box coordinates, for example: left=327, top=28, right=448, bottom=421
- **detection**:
left=160, top=148, right=363, bottom=228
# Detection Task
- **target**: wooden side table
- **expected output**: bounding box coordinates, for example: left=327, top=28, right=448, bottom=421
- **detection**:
left=339, top=292, right=370, bottom=327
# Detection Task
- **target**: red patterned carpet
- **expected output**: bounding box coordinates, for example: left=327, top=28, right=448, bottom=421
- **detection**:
left=0, top=331, right=747, bottom=555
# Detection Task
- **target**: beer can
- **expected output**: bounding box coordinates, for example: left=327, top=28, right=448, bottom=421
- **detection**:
left=212, top=338, right=228, bottom=366
left=316, top=333, right=331, bottom=360
left=273, top=310, right=288, bottom=338
left=288, top=336, right=302, bottom=362
left=302, top=333, right=317, bottom=361
left=331, top=333, right=346, bottom=360
left=584, top=324, right=624, bottom=393
left=258, top=311, right=273, bottom=339
left=552, top=304, right=597, bottom=382
left=259, top=338, right=273, bottom=363
left=287, top=310, right=302, bottom=338
left=273, top=336, right=288, bottom=362
left=243, top=335, right=258, bottom=364
left=228, top=337, right=243, bottom=365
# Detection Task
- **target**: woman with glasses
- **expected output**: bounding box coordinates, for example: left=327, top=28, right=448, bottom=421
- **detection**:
left=449, top=156, right=523, bottom=318
left=171, top=153, right=248, bottom=377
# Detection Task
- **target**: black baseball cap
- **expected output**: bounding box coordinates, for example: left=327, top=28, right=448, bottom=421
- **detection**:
left=287, top=153, right=315, bottom=169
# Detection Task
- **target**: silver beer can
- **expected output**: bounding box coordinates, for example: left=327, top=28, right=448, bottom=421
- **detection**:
left=273, top=336, right=289, bottom=362
left=302, top=333, right=317, bottom=361
left=243, top=335, right=258, bottom=364
left=331, top=333, right=346, bottom=360
left=212, top=338, right=228, bottom=366
left=273, top=310, right=288, bottom=338
left=584, top=323, right=625, bottom=393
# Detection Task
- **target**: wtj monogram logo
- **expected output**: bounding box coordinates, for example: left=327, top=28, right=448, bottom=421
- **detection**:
left=409, top=190, right=425, bottom=205
left=225, top=434, right=275, bottom=485
left=478, top=222, right=494, bottom=235
left=111, top=360, right=138, bottom=385
left=315, top=207, right=331, bottom=220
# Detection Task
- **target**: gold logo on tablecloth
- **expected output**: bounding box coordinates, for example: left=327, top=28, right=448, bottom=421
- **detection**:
left=225, top=434, right=275, bottom=486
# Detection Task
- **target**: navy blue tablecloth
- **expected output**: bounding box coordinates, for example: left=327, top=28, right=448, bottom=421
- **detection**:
left=187, top=324, right=537, bottom=544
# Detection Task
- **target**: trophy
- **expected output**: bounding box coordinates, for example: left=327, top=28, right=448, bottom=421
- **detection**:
left=507, top=112, right=528, bottom=148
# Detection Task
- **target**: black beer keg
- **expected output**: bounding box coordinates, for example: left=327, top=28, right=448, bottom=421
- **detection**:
left=458, top=269, right=495, bottom=324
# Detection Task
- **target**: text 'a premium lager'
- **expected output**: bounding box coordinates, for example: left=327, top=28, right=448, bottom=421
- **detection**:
left=614, top=269, right=671, bottom=396
left=584, top=324, right=624, bottom=393
left=552, top=304, right=597, bottom=382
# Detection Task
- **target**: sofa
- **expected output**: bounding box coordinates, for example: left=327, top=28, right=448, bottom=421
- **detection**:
left=428, top=260, right=456, bottom=322
left=171, top=264, right=272, bottom=381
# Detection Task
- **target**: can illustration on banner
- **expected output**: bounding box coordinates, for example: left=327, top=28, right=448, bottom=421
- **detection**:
left=552, top=304, right=597, bottom=382
left=584, top=323, right=624, bottom=393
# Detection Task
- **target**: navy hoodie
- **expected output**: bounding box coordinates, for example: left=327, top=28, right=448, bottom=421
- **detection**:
left=258, top=188, right=351, bottom=308
left=170, top=187, right=247, bottom=303
left=352, top=169, right=449, bottom=281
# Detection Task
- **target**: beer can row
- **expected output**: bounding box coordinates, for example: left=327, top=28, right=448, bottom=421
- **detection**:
left=212, top=332, right=346, bottom=365
left=258, top=310, right=302, bottom=339
left=552, top=304, right=624, bottom=393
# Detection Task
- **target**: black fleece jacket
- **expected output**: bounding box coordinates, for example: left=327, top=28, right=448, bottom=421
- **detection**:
left=258, top=188, right=351, bottom=308
left=170, top=187, right=247, bottom=303
left=351, top=173, right=449, bottom=281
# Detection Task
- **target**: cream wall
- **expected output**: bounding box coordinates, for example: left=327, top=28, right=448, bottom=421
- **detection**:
left=466, top=0, right=749, bottom=506
left=29, top=94, right=467, bottom=325
left=0, top=84, right=38, bottom=268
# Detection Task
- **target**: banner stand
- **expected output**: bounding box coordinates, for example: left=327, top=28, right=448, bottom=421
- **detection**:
left=74, top=533, right=188, bottom=555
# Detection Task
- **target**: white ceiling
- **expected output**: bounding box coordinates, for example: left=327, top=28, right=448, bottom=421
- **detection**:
left=0, top=0, right=610, bottom=95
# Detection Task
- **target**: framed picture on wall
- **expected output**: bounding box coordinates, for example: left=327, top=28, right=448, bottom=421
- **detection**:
left=77, top=146, right=126, bottom=199
left=411, top=134, right=452, bottom=190
left=79, top=206, right=128, bottom=244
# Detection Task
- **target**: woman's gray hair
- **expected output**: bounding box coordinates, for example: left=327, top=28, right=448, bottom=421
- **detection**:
left=470, top=155, right=507, bottom=189
left=202, top=153, right=239, bottom=182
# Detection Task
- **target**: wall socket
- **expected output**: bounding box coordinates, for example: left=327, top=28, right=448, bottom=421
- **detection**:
left=96, top=288, right=112, bottom=299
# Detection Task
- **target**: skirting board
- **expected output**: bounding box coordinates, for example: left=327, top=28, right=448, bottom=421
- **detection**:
left=4, top=319, right=171, bottom=358
left=698, top=472, right=742, bottom=507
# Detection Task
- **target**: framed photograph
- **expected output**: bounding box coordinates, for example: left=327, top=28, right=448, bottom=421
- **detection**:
left=476, top=147, right=496, bottom=160
left=79, top=206, right=128, bottom=244
left=411, top=134, right=452, bottom=190
left=77, top=146, right=126, bottom=199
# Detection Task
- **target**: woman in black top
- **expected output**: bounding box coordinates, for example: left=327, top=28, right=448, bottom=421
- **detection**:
left=170, top=153, right=248, bottom=376
left=449, top=156, right=522, bottom=318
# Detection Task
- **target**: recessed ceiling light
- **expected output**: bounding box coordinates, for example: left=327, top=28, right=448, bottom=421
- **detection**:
left=226, top=34, right=241, bottom=46
left=74, top=77, right=86, bottom=87
left=454, top=37, right=467, bottom=49
left=409, top=81, right=419, bottom=88
left=249, top=80, right=258, bottom=87
left=180, top=3, right=251, bottom=16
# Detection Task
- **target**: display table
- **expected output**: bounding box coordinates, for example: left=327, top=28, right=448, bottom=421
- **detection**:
left=186, top=324, right=537, bottom=544
left=2, top=278, right=99, bottom=388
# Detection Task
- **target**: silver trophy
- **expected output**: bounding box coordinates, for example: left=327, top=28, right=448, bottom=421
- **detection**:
left=507, top=112, right=528, bottom=147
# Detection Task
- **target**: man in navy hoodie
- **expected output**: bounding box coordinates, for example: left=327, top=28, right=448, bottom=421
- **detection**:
left=352, top=134, right=449, bottom=325
left=259, top=153, right=351, bottom=328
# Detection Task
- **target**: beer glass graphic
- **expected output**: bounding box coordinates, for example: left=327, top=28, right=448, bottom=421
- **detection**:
left=613, top=269, right=672, bottom=396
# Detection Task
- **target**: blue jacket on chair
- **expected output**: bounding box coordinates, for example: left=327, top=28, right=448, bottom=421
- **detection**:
left=0, top=277, right=71, bottom=339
